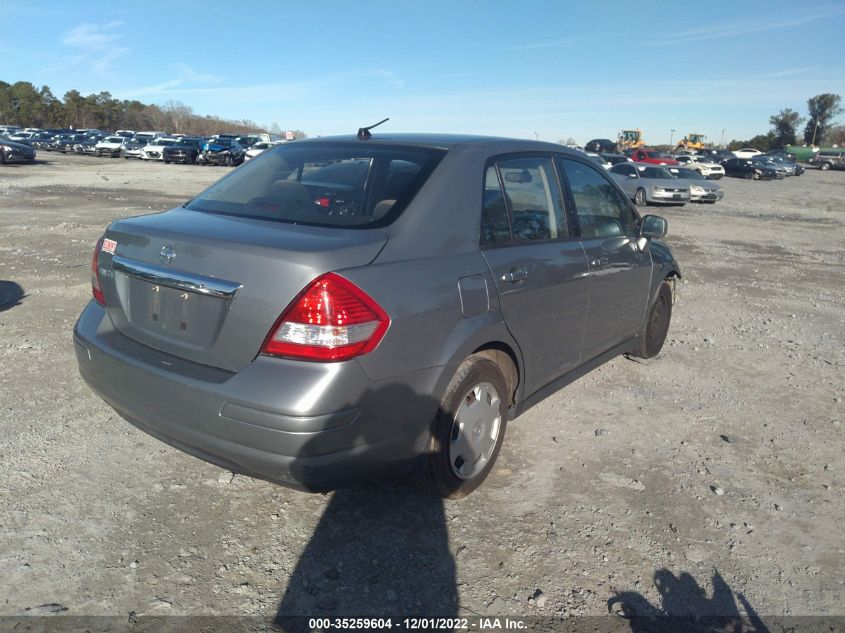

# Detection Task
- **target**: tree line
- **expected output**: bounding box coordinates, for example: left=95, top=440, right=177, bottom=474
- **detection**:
left=0, top=79, right=306, bottom=138
left=728, top=93, right=843, bottom=151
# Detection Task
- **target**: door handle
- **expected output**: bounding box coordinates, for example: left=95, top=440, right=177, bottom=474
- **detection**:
left=501, top=268, right=528, bottom=283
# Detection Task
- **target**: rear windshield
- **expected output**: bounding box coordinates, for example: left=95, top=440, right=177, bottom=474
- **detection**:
left=186, top=142, right=445, bottom=228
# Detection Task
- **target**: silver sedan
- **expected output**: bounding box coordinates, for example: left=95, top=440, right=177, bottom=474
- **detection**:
left=609, top=163, right=690, bottom=206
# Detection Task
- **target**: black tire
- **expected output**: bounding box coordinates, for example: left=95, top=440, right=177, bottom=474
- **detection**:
left=744, top=170, right=754, bottom=180
left=412, top=355, right=509, bottom=499
left=96, top=149, right=103, bottom=157
left=630, top=281, right=673, bottom=359
left=225, top=155, right=234, bottom=167
left=634, top=188, right=647, bottom=206
left=820, top=162, right=831, bottom=171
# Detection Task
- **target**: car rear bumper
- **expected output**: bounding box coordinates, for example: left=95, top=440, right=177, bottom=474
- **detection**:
left=73, top=301, right=441, bottom=491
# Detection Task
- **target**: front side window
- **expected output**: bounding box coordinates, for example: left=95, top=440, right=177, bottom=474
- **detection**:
left=558, top=158, right=635, bottom=239
left=187, top=143, right=444, bottom=227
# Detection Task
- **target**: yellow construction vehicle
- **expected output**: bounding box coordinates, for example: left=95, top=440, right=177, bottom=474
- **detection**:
left=676, top=133, right=707, bottom=152
left=618, top=129, right=645, bottom=151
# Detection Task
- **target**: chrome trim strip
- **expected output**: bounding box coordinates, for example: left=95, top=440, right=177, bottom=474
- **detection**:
left=112, top=255, right=242, bottom=299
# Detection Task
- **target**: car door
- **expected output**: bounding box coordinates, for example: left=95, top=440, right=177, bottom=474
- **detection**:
left=557, top=156, right=652, bottom=361
left=480, top=156, right=590, bottom=396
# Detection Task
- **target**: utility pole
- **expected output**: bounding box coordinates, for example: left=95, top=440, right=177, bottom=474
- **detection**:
left=670, top=129, right=675, bottom=148
left=720, top=128, right=725, bottom=149
left=811, top=119, right=820, bottom=146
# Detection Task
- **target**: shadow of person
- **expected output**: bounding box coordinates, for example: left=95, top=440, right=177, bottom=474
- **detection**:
left=608, top=569, right=769, bottom=633
left=0, top=280, right=25, bottom=313
left=274, top=383, right=458, bottom=632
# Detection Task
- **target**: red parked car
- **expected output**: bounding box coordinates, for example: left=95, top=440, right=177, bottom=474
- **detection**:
left=631, top=149, right=679, bottom=166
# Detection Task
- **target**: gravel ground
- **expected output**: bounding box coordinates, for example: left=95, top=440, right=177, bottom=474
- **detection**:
left=0, top=153, right=843, bottom=627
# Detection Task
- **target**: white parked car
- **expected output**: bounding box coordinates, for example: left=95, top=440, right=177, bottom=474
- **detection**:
left=732, top=148, right=762, bottom=159
left=140, top=137, right=177, bottom=161
left=244, top=140, right=283, bottom=161
left=94, top=136, right=127, bottom=158
left=674, top=155, right=725, bottom=180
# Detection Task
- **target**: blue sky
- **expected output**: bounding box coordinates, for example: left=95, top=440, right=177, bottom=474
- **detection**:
left=3, top=1, right=844, bottom=144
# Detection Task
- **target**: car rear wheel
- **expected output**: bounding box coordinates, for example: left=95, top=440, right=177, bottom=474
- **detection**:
left=634, top=188, right=647, bottom=206
left=412, top=354, right=508, bottom=499
left=820, top=162, right=831, bottom=171
left=630, top=280, right=673, bottom=359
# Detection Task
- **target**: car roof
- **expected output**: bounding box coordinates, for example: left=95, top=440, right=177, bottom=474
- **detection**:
left=295, top=133, right=580, bottom=155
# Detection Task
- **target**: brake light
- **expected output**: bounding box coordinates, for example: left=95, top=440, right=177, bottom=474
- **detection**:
left=91, top=236, right=105, bottom=305
left=261, top=273, right=389, bottom=361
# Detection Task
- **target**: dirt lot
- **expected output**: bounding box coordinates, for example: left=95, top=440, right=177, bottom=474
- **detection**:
left=1, top=153, right=843, bottom=627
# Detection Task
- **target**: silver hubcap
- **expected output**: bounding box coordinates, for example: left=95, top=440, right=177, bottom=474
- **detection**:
left=449, top=381, right=501, bottom=480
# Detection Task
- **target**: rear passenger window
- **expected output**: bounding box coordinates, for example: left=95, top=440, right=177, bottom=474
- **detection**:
left=496, top=157, right=566, bottom=242
left=481, top=166, right=511, bottom=245
left=558, top=158, right=634, bottom=239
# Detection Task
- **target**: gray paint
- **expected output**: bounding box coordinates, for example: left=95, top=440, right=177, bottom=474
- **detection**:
left=75, top=134, right=682, bottom=491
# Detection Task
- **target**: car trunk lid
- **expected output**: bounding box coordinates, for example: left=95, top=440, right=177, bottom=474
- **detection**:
left=98, top=208, right=387, bottom=372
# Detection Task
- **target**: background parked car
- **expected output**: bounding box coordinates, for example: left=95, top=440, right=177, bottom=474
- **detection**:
left=609, top=162, right=689, bottom=206
left=599, top=153, right=631, bottom=165
left=140, top=137, right=177, bottom=161
left=0, top=136, right=37, bottom=164
left=751, top=158, right=785, bottom=179
left=668, top=167, right=723, bottom=203
left=198, top=137, right=245, bottom=166
left=122, top=138, right=148, bottom=159
left=722, top=157, right=775, bottom=180
left=95, top=136, right=127, bottom=158
left=732, top=148, right=763, bottom=159
left=162, top=137, right=205, bottom=164
left=584, top=138, right=617, bottom=153
left=244, top=140, right=282, bottom=161
left=674, top=155, right=725, bottom=180
left=630, top=149, right=680, bottom=166
left=809, top=150, right=845, bottom=170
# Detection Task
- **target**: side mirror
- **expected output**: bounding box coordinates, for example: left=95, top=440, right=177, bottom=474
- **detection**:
left=640, top=214, right=668, bottom=239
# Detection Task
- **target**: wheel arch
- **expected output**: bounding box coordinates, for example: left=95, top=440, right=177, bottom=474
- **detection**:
left=471, top=341, right=520, bottom=409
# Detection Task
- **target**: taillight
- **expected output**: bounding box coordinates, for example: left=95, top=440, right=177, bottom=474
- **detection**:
left=261, top=273, right=389, bottom=362
left=91, top=236, right=105, bottom=305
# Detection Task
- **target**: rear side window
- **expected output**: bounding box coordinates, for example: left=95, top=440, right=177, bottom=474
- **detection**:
left=481, top=166, right=511, bottom=244
left=482, top=156, right=567, bottom=244
left=187, top=143, right=445, bottom=227
left=558, top=158, right=634, bottom=239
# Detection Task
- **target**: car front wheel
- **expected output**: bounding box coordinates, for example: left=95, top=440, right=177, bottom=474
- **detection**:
left=820, top=162, right=831, bottom=171
left=634, top=188, right=647, bottom=206
left=630, top=280, right=673, bottom=359
left=412, top=354, right=508, bottom=499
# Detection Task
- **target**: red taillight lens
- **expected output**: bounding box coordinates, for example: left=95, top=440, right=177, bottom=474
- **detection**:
left=261, top=273, right=390, bottom=361
left=91, top=236, right=105, bottom=305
